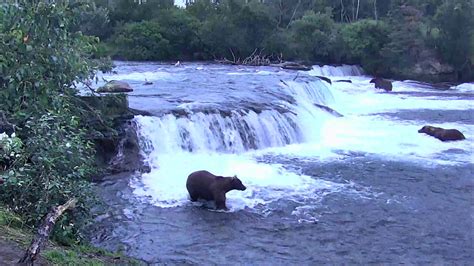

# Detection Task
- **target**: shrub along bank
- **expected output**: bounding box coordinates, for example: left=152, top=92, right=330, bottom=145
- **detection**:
left=0, top=0, right=120, bottom=246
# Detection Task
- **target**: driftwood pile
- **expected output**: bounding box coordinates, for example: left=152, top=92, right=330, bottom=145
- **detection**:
left=216, top=48, right=280, bottom=66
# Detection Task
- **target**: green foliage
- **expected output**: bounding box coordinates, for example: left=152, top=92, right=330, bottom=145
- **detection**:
left=186, top=0, right=217, bottom=21
left=341, top=19, right=389, bottom=73
left=433, top=0, right=473, bottom=70
left=153, top=8, right=202, bottom=60
left=0, top=1, right=112, bottom=243
left=75, top=2, right=111, bottom=40
left=262, top=29, right=295, bottom=60
left=91, top=0, right=473, bottom=81
left=107, top=0, right=174, bottom=24
left=111, top=21, right=171, bottom=60
left=290, top=11, right=336, bottom=61
left=380, top=5, right=430, bottom=77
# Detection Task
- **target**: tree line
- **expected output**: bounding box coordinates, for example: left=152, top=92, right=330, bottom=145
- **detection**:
left=86, top=0, right=473, bottom=81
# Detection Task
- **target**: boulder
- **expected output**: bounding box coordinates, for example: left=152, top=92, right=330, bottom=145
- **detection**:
left=97, top=80, right=133, bottom=93
left=106, top=121, right=150, bottom=175
left=281, top=62, right=312, bottom=71
left=370, top=78, right=393, bottom=92
left=418, top=125, right=466, bottom=141
left=78, top=95, right=148, bottom=178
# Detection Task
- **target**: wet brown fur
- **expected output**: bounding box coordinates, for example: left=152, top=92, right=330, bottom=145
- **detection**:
left=418, top=125, right=466, bottom=141
left=186, top=170, right=246, bottom=210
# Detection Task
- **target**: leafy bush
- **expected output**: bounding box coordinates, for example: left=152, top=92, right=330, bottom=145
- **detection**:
left=153, top=8, right=202, bottom=60
left=341, top=19, right=389, bottom=73
left=0, top=1, right=110, bottom=242
left=433, top=0, right=473, bottom=74
left=111, top=21, right=171, bottom=60
left=289, top=11, right=337, bottom=62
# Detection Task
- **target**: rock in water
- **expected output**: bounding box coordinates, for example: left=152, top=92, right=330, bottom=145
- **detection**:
left=418, top=125, right=466, bottom=141
left=370, top=78, right=393, bottom=92
left=315, top=76, right=332, bottom=85
left=335, top=79, right=352, bottom=83
left=97, top=80, right=133, bottom=93
left=281, top=62, right=312, bottom=71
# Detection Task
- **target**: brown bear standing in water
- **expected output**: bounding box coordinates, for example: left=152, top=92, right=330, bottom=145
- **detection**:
left=186, top=170, right=247, bottom=210
left=418, top=125, right=466, bottom=141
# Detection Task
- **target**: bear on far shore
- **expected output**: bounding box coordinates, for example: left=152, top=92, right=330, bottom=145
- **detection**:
left=186, top=170, right=246, bottom=210
left=418, top=125, right=466, bottom=141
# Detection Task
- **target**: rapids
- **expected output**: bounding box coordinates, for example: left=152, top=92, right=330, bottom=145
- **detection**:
left=89, top=62, right=473, bottom=264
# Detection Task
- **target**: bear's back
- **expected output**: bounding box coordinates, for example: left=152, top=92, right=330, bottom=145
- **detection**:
left=186, top=170, right=224, bottom=200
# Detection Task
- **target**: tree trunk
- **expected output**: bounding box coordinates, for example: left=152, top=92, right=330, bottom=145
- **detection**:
left=19, top=199, right=78, bottom=265
left=374, top=0, right=378, bottom=20
left=287, top=0, right=302, bottom=29
left=356, top=0, right=360, bottom=21
left=340, top=0, right=345, bottom=22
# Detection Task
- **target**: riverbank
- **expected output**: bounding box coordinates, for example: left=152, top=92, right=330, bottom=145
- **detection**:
left=0, top=206, right=143, bottom=265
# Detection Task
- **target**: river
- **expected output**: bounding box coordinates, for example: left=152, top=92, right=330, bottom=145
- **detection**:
left=88, top=62, right=473, bottom=264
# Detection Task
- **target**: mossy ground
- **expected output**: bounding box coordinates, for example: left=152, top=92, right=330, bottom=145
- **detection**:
left=0, top=206, right=143, bottom=265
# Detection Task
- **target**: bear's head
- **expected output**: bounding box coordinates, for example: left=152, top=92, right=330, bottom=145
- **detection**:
left=418, top=125, right=436, bottom=134
left=230, top=176, right=246, bottom=191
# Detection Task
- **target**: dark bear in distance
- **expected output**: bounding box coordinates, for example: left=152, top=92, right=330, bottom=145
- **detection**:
left=418, top=125, right=466, bottom=141
left=370, top=78, right=393, bottom=92
left=186, top=170, right=246, bottom=210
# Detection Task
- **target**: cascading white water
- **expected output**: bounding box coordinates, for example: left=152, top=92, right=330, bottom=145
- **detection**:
left=135, top=110, right=302, bottom=154
left=135, top=79, right=336, bottom=154
left=130, top=76, right=349, bottom=210
left=308, top=65, right=364, bottom=77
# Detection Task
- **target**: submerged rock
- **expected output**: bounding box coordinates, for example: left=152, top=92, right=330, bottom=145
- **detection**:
left=97, top=80, right=133, bottom=93
left=370, top=78, right=393, bottom=92
left=315, top=76, right=332, bottom=85
left=335, top=79, right=352, bottom=83
left=314, top=103, right=343, bottom=117
left=281, top=62, right=312, bottom=71
left=418, top=125, right=466, bottom=141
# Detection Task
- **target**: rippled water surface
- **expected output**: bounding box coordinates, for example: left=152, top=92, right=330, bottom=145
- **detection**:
left=89, top=62, right=473, bottom=264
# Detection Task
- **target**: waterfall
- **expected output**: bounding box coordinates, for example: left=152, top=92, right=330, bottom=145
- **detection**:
left=128, top=64, right=355, bottom=210
left=134, top=78, right=336, bottom=155
left=309, top=65, right=364, bottom=77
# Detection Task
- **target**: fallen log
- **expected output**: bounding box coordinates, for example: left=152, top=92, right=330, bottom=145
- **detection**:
left=19, top=199, right=78, bottom=265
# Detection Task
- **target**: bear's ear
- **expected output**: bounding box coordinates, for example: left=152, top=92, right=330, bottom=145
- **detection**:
left=232, top=175, right=237, bottom=179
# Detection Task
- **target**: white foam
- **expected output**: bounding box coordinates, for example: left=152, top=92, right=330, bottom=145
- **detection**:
left=127, top=64, right=472, bottom=215
left=131, top=151, right=349, bottom=211
left=330, top=80, right=474, bottom=115
left=101, top=71, right=173, bottom=81
left=453, top=83, right=474, bottom=93
left=257, top=116, right=473, bottom=166
left=308, top=65, right=364, bottom=77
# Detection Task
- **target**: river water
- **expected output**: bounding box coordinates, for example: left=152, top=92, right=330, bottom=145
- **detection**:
left=89, top=62, right=473, bottom=264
